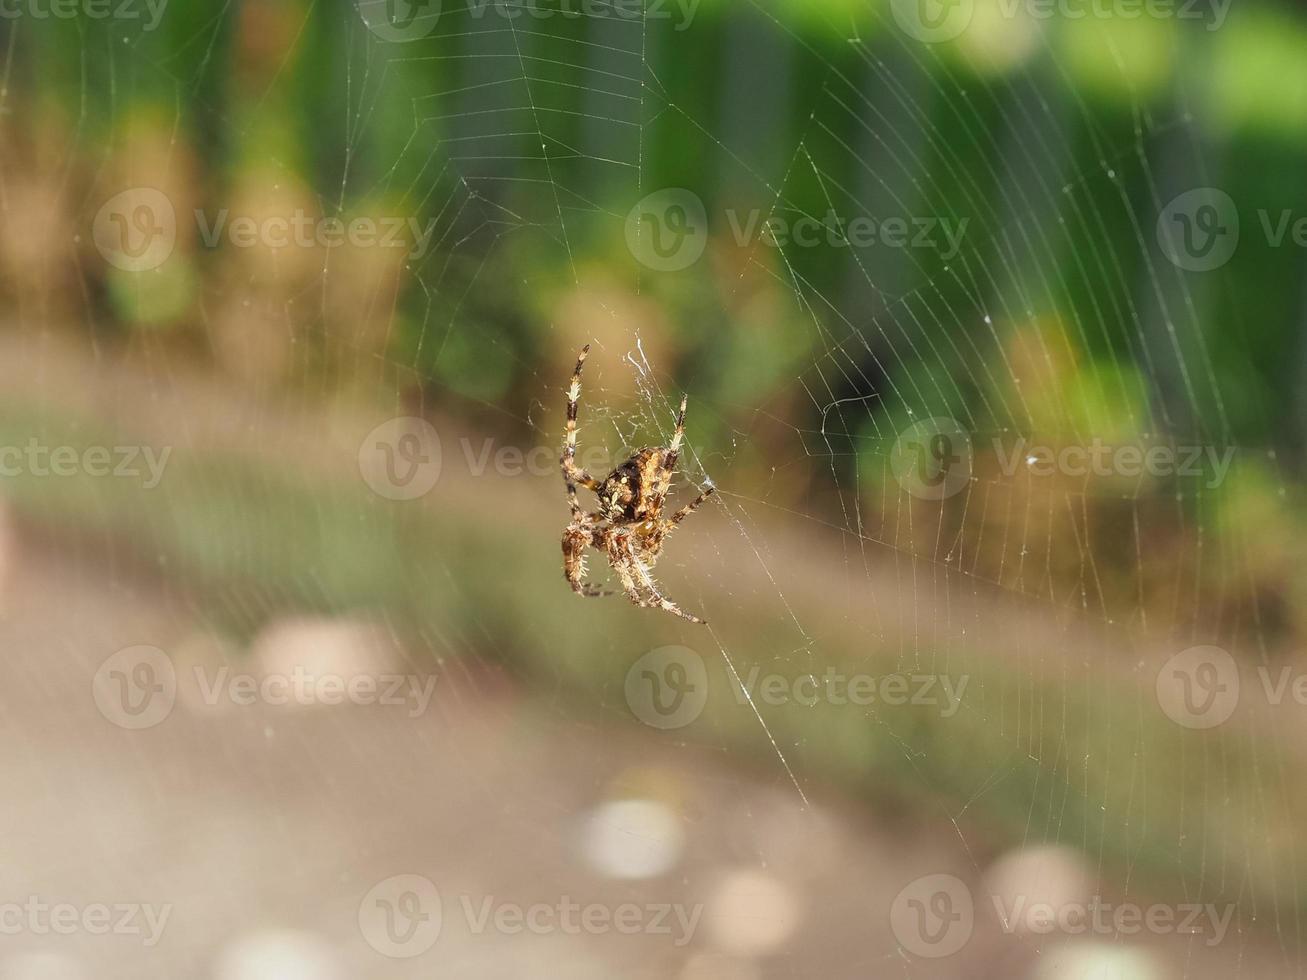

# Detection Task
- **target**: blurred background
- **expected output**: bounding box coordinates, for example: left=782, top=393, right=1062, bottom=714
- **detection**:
left=1, top=0, right=1306, bottom=976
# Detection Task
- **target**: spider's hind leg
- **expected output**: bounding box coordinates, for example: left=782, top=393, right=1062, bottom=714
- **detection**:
left=615, top=535, right=706, bottom=625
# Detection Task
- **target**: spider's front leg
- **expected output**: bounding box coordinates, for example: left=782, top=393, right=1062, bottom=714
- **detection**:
left=670, top=482, right=716, bottom=525
left=561, top=344, right=601, bottom=519
left=563, top=522, right=613, bottom=598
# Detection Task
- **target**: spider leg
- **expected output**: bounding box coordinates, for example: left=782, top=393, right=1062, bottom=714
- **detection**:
left=663, top=394, right=688, bottom=474
left=670, top=482, right=716, bottom=525
left=621, top=535, right=706, bottom=625
left=563, top=523, right=613, bottom=598
left=561, top=344, right=601, bottom=518
left=606, top=533, right=650, bottom=608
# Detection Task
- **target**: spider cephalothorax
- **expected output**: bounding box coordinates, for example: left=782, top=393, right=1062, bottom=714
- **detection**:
left=560, top=345, right=715, bottom=624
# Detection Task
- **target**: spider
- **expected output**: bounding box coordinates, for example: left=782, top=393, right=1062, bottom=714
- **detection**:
left=560, top=344, right=715, bottom=624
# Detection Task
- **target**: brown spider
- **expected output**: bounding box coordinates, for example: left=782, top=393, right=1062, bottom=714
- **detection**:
left=560, top=345, right=715, bottom=624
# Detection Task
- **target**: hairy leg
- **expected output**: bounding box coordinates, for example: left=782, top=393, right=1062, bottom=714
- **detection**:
left=663, top=394, right=688, bottom=474
left=623, top=537, right=706, bottom=625
left=561, top=344, right=600, bottom=518
left=606, top=533, right=650, bottom=608
left=670, top=482, right=716, bottom=525
left=563, top=524, right=611, bottom=597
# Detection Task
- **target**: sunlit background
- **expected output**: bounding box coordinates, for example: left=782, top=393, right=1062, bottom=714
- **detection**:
left=1, top=0, right=1307, bottom=976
